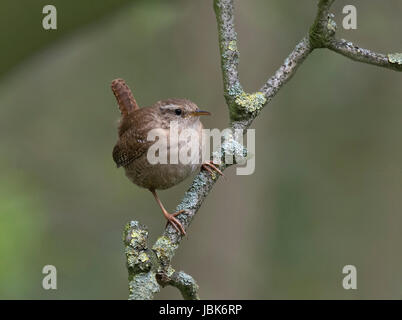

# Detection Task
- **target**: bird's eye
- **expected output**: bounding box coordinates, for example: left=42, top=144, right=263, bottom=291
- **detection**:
left=174, top=109, right=182, bottom=116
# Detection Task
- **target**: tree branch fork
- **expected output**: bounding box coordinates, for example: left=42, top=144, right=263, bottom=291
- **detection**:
left=124, top=0, right=401, bottom=300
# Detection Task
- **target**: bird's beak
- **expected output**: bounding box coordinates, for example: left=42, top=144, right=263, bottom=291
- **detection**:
left=188, top=110, right=211, bottom=117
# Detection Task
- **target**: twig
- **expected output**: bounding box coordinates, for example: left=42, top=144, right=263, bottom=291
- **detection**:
left=327, top=39, right=402, bottom=71
left=157, top=270, right=200, bottom=300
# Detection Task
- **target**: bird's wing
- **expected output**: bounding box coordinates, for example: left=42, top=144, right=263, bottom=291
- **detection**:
left=113, top=105, right=165, bottom=168
left=112, top=130, right=152, bottom=168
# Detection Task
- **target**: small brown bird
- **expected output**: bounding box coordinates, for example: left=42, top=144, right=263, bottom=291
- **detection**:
left=111, top=79, right=222, bottom=235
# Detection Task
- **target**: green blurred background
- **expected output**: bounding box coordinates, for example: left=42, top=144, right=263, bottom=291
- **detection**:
left=0, top=0, right=401, bottom=299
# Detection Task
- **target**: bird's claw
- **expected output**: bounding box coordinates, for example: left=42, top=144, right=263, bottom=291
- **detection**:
left=202, top=161, right=224, bottom=178
left=165, top=210, right=187, bottom=235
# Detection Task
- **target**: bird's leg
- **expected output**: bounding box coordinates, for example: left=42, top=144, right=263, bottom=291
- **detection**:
left=150, top=189, right=187, bottom=235
left=201, top=160, right=224, bottom=177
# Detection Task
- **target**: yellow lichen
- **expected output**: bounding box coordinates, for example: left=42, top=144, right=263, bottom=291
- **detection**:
left=153, top=236, right=178, bottom=263
left=166, top=265, right=175, bottom=278
left=228, top=40, right=237, bottom=51
left=235, top=92, right=266, bottom=112
left=388, top=53, right=402, bottom=65
left=138, top=252, right=149, bottom=263
left=130, top=230, right=141, bottom=245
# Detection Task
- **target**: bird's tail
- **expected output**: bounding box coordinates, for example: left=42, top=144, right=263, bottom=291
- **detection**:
left=111, top=78, right=139, bottom=115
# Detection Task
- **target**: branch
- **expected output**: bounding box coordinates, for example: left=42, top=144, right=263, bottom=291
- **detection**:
left=309, top=0, right=402, bottom=71
left=123, top=0, right=401, bottom=299
left=213, top=0, right=242, bottom=113
left=310, top=0, right=336, bottom=48
left=124, top=221, right=159, bottom=300
left=157, top=270, right=200, bottom=300
left=124, top=221, right=201, bottom=300
left=260, top=37, right=313, bottom=105
left=327, top=39, right=402, bottom=72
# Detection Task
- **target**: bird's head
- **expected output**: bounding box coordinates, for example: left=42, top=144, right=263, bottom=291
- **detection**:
left=156, top=98, right=211, bottom=129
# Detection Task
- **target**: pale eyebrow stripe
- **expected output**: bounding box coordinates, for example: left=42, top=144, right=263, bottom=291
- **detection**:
left=160, top=104, right=178, bottom=110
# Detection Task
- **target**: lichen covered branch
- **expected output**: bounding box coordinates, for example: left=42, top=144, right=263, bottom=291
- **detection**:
left=124, top=221, right=160, bottom=300
left=157, top=270, right=200, bottom=300
left=261, top=37, right=313, bottom=103
left=124, top=220, right=201, bottom=300
left=123, top=0, right=401, bottom=300
left=327, top=39, right=402, bottom=72
left=309, top=0, right=401, bottom=72
left=213, top=0, right=243, bottom=115
left=310, top=0, right=336, bottom=48
left=159, top=169, right=225, bottom=246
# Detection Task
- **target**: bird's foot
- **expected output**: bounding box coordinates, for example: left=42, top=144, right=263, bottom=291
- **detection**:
left=202, top=160, right=224, bottom=178
left=164, top=210, right=187, bottom=235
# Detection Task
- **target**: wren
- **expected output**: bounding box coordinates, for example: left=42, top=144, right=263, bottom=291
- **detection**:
left=111, top=79, right=222, bottom=235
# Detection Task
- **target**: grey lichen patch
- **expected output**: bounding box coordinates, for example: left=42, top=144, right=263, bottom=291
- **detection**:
left=235, top=91, right=266, bottom=113
left=129, top=271, right=160, bottom=300
left=227, top=82, right=244, bottom=98
left=211, top=135, right=248, bottom=167
left=176, top=191, right=198, bottom=212
left=152, top=235, right=179, bottom=265
left=222, top=139, right=248, bottom=165
left=174, top=172, right=211, bottom=214
left=191, top=171, right=210, bottom=190
left=171, top=271, right=200, bottom=300
left=176, top=271, right=194, bottom=284
left=388, top=53, right=402, bottom=65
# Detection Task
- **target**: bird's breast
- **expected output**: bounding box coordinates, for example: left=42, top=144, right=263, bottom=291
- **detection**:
left=124, top=120, right=204, bottom=190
